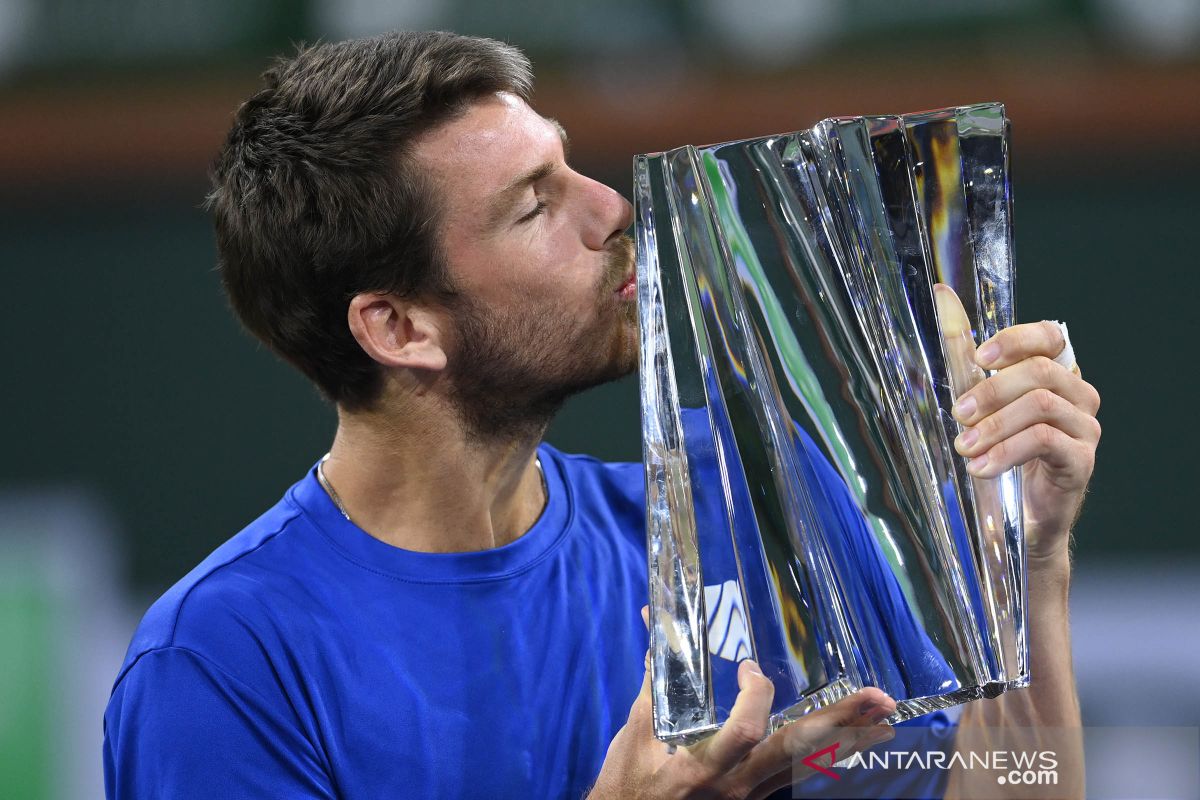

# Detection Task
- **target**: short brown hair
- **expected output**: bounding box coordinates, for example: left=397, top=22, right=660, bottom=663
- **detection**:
left=206, top=31, right=533, bottom=409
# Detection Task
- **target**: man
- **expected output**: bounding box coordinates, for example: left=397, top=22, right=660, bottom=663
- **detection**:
left=103, top=31, right=1100, bottom=799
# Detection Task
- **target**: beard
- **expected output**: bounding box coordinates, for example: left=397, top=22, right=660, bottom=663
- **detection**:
left=442, top=234, right=638, bottom=445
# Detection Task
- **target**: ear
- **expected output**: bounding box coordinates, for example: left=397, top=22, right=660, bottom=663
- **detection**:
left=347, top=292, right=447, bottom=373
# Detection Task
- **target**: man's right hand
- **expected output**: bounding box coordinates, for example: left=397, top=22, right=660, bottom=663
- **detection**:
left=588, top=652, right=897, bottom=800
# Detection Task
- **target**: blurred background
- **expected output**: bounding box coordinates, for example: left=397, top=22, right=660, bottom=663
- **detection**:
left=2, top=0, right=1198, bottom=797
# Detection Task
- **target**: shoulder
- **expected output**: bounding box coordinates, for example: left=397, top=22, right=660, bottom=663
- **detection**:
left=540, top=442, right=645, bottom=545
left=113, top=493, right=310, bottom=693
left=540, top=442, right=644, bottom=505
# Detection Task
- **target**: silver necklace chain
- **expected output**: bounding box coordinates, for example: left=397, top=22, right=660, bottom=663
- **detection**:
left=316, top=454, right=353, bottom=521
left=316, top=454, right=547, bottom=525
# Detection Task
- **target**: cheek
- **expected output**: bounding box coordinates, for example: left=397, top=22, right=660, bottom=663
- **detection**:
left=520, top=275, right=597, bottom=320
left=461, top=221, right=604, bottom=315
left=520, top=231, right=601, bottom=308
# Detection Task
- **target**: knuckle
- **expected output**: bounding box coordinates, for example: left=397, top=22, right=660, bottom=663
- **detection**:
left=1032, top=355, right=1057, bottom=386
left=1032, top=387, right=1058, bottom=417
left=1018, top=325, right=1037, bottom=354
left=725, top=718, right=767, bottom=751
left=1032, top=422, right=1058, bottom=448
left=1072, top=439, right=1096, bottom=472
left=1083, top=444, right=1098, bottom=469
left=1088, top=415, right=1102, bottom=442
left=1083, top=381, right=1101, bottom=413
left=977, top=376, right=999, bottom=408
left=779, top=719, right=829, bottom=757
left=987, top=438, right=1007, bottom=465
left=979, top=413, right=1002, bottom=440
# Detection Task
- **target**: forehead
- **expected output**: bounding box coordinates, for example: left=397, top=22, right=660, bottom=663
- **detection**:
left=411, top=92, right=562, bottom=208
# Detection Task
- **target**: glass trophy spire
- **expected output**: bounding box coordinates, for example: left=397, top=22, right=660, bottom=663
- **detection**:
left=635, top=103, right=1025, bottom=744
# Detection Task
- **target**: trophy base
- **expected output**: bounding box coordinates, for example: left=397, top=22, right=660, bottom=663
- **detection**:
left=888, top=675, right=1031, bottom=724
left=659, top=677, right=863, bottom=746
left=661, top=674, right=1030, bottom=746
left=767, top=676, right=861, bottom=737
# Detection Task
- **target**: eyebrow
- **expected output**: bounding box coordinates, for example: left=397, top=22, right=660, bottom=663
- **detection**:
left=482, top=118, right=572, bottom=229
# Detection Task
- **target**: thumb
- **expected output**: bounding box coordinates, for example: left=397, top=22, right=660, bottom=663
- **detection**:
left=625, top=606, right=654, bottom=735
left=638, top=604, right=653, bottom=711
left=638, top=605, right=652, bottom=704
left=934, top=282, right=985, bottom=400
left=623, top=647, right=654, bottom=737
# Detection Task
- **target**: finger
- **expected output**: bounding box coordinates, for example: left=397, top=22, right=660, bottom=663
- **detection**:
left=952, top=356, right=1101, bottom=426
left=776, top=688, right=895, bottom=761
left=954, top=388, right=1102, bottom=461
left=964, top=422, right=1095, bottom=480
left=632, top=607, right=655, bottom=738
left=623, top=649, right=655, bottom=740
left=697, top=659, right=775, bottom=775
left=746, top=724, right=895, bottom=800
left=730, top=688, right=894, bottom=793
left=975, top=320, right=1066, bottom=371
left=934, top=283, right=985, bottom=398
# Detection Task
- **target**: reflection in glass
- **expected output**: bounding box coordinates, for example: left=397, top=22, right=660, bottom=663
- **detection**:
left=636, top=103, right=1026, bottom=744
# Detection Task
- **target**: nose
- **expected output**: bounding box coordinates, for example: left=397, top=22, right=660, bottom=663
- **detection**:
left=580, top=174, right=635, bottom=251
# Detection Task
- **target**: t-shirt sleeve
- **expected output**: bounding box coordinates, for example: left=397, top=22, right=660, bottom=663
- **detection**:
left=103, top=646, right=336, bottom=800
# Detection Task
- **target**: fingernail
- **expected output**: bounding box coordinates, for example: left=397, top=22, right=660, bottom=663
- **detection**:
left=858, top=695, right=892, bottom=721
left=738, top=659, right=763, bottom=680
left=954, top=395, right=977, bottom=421
left=977, top=342, right=1000, bottom=367
left=956, top=427, right=978, bottom=450
left=968, top=454, right=989, bottom=472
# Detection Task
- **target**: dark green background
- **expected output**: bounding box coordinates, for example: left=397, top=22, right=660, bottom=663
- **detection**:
left=3, top=158, right=1191, bottom=593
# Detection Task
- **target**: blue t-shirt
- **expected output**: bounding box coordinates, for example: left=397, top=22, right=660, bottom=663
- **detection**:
left=103, top=443, right=954, bottom=799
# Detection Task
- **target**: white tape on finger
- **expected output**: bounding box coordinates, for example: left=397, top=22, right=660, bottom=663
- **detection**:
left=1049, top=320, right=1075, bottom=369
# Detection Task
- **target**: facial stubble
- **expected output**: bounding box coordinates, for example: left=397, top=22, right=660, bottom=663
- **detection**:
left=444, top=234, right=638, bottom=445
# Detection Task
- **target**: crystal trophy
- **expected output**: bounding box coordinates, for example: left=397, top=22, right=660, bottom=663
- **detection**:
left=635, top=103, right=1026, bottom=744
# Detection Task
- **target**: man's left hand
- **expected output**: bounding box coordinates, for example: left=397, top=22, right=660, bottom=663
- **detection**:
left=950, top=319, right=1101, bottom=559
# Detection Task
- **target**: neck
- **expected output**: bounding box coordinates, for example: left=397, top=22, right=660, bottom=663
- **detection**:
left=318, top=399, right=549, bottom=553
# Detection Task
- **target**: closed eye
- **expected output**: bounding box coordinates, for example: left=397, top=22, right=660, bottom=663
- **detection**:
left=518, top=200, right=547, bottom=223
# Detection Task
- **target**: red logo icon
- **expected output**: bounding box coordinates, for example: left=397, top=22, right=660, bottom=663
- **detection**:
left=802, top=742, right=842, bottom=780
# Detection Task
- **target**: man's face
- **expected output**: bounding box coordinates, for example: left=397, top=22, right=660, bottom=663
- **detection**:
left=412, top=92, right=637, bottom=441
